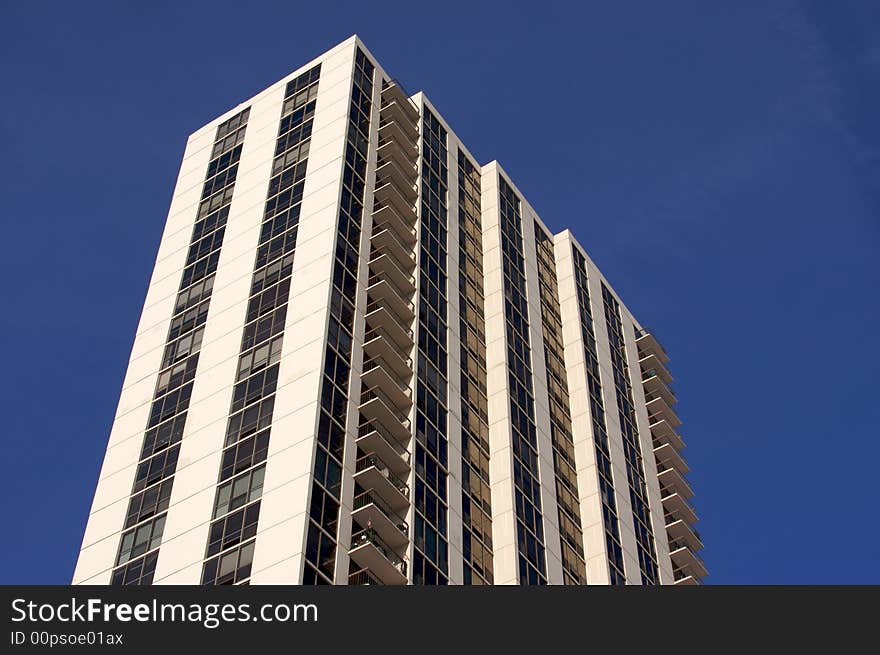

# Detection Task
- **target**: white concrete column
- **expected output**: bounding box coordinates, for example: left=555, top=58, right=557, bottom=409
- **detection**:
left=480, top=163, right=518, bottom=585
left=554, top=231, right=612, bottom=585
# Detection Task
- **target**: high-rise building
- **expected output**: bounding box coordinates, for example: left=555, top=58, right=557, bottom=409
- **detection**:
left=73, top=36, right=705, bottom=586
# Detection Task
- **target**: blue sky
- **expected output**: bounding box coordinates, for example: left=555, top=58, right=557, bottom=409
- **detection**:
left=1, top=1, right=877, bottom=584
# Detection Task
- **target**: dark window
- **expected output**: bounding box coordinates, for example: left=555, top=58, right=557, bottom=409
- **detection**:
left=132, top=446, right=180, bottom=493
left=206, top=502, right=261, bottom=557
left=111, top=551, right=158, bottom=586
left=124, top=479, right=173, bottom=529
left=201, top=540, right=255, bottom=585
left=219, top=429, right=271, bottom=482
left=214, top=466, right=266, bottom=519
left=116, top=514, right=166, bottom=565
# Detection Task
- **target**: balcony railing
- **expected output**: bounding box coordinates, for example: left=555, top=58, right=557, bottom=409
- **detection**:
left=669, top=540, right=705, bottom=562
left=378, top=94, right=420, bottom=133
left=654, top=441, right=689, bottom=475
left=378, top=116, right=419, bottom=144
left=657, top=464, right=694, bottom=499
left=371, top=204, right=417, bottom=244
left=369, top=253, right=416, bottom=295
left=635, top=329, right=669, bottom=363
left=348, top=569, right=384, bottom=586
left=639, top=352, right=672, bottom=384
left=373, top=183, right=416, bottom=221
left=360, top=385, right=409, bottom=413
left=649, top=417, right=686, bottom=450
left=362, top=357, right=412, bottom=404
left=366, top=273, right=415, bottom=318
left=672, top=568, right=700, bottom=585
left=645, top=395, right=681, bottom=428
left=365, top=299, right=415, bottom=345
left=350, top=528, right=407, bottom=575
left=660, top=490, right=698, bottom=525
left=353, top=489, right=409, bottom=535
left=377, top=121, right=419, bottom=159
left=374, top=143, right=417, bottom=184
left=380, top=80, right=420, bottom=121
left=668, top=540, right=708, bottom=579
left=359, top=386, right=412, bottom=433
left=642, top=373, right=677, bottom=406
left=363, top=328, right=412, bottom=377
left=665, top=518, right=703, bottom=550
left=355, top=454, right=409, bottom=496
left=377, top=137, right=418, bottom=172
left=375, top=158, right=418, bottom=201
left=357, top=421, right=411, bottom=469
left=369, top=227, right=416, bottom=271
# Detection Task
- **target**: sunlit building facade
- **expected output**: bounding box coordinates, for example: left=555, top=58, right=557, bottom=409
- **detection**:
left=73, top=36, right=705, bottom=586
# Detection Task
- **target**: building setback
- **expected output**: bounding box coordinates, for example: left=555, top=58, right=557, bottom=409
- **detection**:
left=73, top=36, right=705, bottom=586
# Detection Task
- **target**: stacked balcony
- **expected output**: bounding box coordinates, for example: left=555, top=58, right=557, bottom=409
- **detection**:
left=636, top=328, right=706, bottom=584
left=349, top=81, right=420, bottom=585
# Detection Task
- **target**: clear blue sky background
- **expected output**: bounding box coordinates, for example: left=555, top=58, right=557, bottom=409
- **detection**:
left=1, top=1, right=877, bottom=584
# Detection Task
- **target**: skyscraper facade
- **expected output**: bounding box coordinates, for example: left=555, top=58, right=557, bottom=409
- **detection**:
left=73, top=36, right=705, bottom=586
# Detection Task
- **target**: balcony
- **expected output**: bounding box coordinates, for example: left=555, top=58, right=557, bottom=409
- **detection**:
left=665, top=518, right=704, bottom=551
left=378, top=91, right=419, bottom=138
left=356, top=422, right=411, bottom=474
left=361, top=359, right=412, bottom=411
left=371, top=204, right=416, bottom=245
left=366, top=277, right=415, bottom=325
left=668, top=541, right=708, bottom=579
left=349, top=529, right=407, bottom=585
left=351, top=488, right=409, bottom=549
left=363, top=329, right=412, bottom=379
left=639, top=353, right=672, bottom=384
left=381, top=83, right=420, bottom=120
left=661, top=491, right=698, bottom=525
left=377, top=137, right=417, bottom=174
left=653, top=441, right=689, bottom=475
left=367, top=262, right=416, bottom=308
left=365, top=304, right=413, bottom=353
left=642, top=373, right=676, bottom=407
left=635, top=330, right=669, bottom=364
left=646, top=395, right=681, bottom=428
left=375, top=158, right=418, bottom=201
left=359, top=387, right=412, bottom=444
left=373, top=184, right=416, bottom=227
left=672, top=570, right=700, bottom=585
left=370, top=227, right=415, bottom=273
left=376, top=134, right=418, bottom=174
left=378, top=119, right=419, bottom=153
left=354, top=454, right=410, bottom=510
left=657, top=465, right=694, bottom=499
left=649, top=418, right=686, bottom=451
left=369, top=253, right=416, bottom=296
left=378, top=98, right=419, bottom=135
